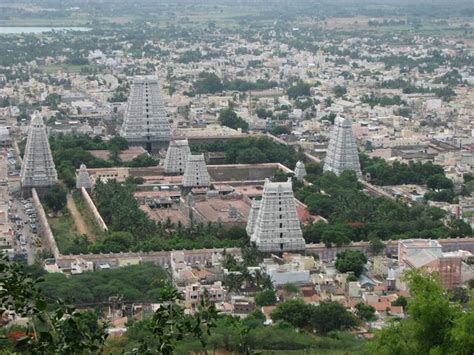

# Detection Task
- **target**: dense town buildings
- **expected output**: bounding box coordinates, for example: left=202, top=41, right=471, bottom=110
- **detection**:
left=0, top=3, right=473, bottom=351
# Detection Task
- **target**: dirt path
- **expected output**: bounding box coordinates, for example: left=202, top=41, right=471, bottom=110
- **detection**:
left=67, top=194, right=95, bottom=241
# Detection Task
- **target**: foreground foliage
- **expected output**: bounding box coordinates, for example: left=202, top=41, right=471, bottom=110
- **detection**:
left=368, top=270, right=474, bottom=355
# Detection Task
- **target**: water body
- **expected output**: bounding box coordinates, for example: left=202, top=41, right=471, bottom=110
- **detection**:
left=0, top=27, right=91, bottom=34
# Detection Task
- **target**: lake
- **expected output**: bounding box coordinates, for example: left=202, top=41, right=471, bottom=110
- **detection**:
left=0, top=27, right=91, bottom=34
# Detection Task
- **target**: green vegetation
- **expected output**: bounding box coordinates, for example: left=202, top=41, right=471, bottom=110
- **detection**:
left=192, top=136, right=304, bottom=167
left=39, top=263, right=168, bottom=305
left=367, top=270, right=474, bottom=355
left=297, top=165, right=471, bottom=243
left=88, top=180, right=246, bottom=253
left=218, top=108, right=249, bottom=131
left=1, top=257, right=216, bottom=354
left=361, top=154, right=445, bottom=186
left=193, top=72, right=278, bottom=95
left=361, top=94, right=406, bottom=108
left=122, top=311, right=364, bottom=354
left=271, top=300, right=358, bottom=334
left=335, top=250, right=367, bottom=277
left=332, top=85, right=347, bottom=98
left=255, top=289, right=277, bottom=306
left=48, top=213, right=88, bottom=255
left=355, top=302, right=377, bottom=322
left=0, top=255, right=108, bottom=353
left=193, top=72, right=224, bottom=94
left=42, top=184, right=67, bottom=213
left=72, top=191, right=102, bottom=236
left=287, top=81, right=311, bottom=99
left=49, top=134, right=155, bottom=188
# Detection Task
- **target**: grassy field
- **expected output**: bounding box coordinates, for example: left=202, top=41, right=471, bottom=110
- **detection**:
left=48, top=213, right=82, bottom=254
left=40, top=64, right=91, bottom=74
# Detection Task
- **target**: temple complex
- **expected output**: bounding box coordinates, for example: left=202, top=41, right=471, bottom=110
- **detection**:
left=121, top=76, right=171, bottom=153
left=323, top=116, right=362, bottom=177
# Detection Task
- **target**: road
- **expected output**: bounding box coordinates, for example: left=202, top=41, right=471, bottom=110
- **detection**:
left=5, top=141, right=38, bottom=265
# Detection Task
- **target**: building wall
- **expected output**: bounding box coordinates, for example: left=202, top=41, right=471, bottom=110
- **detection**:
left=81, top=187, right=108, bottom=231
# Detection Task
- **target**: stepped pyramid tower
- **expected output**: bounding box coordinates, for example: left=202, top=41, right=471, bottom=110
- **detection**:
left=182, top=154, right=211, bottom=188
left=76, top=163, right=92, bottom=190
left=121, top=76, right=171, bottom=153
left=294, top=161, right=307, bottom=181
left=323, top=116, right=361, bottom=177
left=250, top=178, right=305, bottom=253
left=164, top=139, right=191, bottom=175
left=20, top=112, right=58, bottom=196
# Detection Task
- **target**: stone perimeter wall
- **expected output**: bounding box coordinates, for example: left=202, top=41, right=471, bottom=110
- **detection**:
left=32, top=188, right=60, bottom=259
left=80, top=187, right=108, bottom=232
left=53, top=238, right=474, bottom=270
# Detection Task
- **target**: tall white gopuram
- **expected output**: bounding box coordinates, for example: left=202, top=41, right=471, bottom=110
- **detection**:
left=323, top=116, right=361, bottom=177
left=294, top=161, right=307, bottom=181
left=20, top=112, right=58, bottom=196
left=121, top=76, right=171, bottom=153
left=164, top=139, right=191, bottom=175
left=250, top=178, right=305, bottom=253
left=182, top=154, right=211, bottom=188
left=76, top=163, right=92, bottom=190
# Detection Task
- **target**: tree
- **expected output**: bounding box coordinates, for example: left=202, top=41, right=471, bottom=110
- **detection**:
left=218, top=108, right=249, bottom=131
left=426, top=174, right=454, bottom=190
left=333, top=85, right=347, bottom=98
left=271, top=125, right=291, bottom=135
left=194, top=72, right=223, bottom=94
left=42, top=184, right=67, bottom=213
left=368, top=237, right=386, bottom=256
left=368, top=270, right=474, bottom=355
left=311, top=301, right=358, bottom=335
left=255, top=289, right=277, bottom=307
left=287, top=81, right=311, bottom=99
left=43, top=93, right=61, bottom=109
left=271, top=300, right=311, bottom=328
left=0, top=255, right=108, bottom=353
left=322, top=230, right=350, bottom=248
left=355, top=302, right=377, bottom=321
left=283, top=283, right=299, bottom=294
left=391, top=295, right=408, bottom=309
left=129, top=281, right=218, bottom=355
left=335, top=250, right=367, bottom=277
left=126, top=153, right=159, bottom=168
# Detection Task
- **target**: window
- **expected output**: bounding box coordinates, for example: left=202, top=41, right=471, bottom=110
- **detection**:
left=279, top=223, right=282, bottom=228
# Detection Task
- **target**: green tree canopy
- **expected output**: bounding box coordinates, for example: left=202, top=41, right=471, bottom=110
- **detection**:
left=368, top=270, right=474, bottom=355
left=287, top=81, right=311, bottom=99
left=42, top=184, right=67, bottom=213
left=255, top=289, right=277, bottom=307
left=335, top=250, right=367, bottom=277
left=218, top=108, right=249, bottom=131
